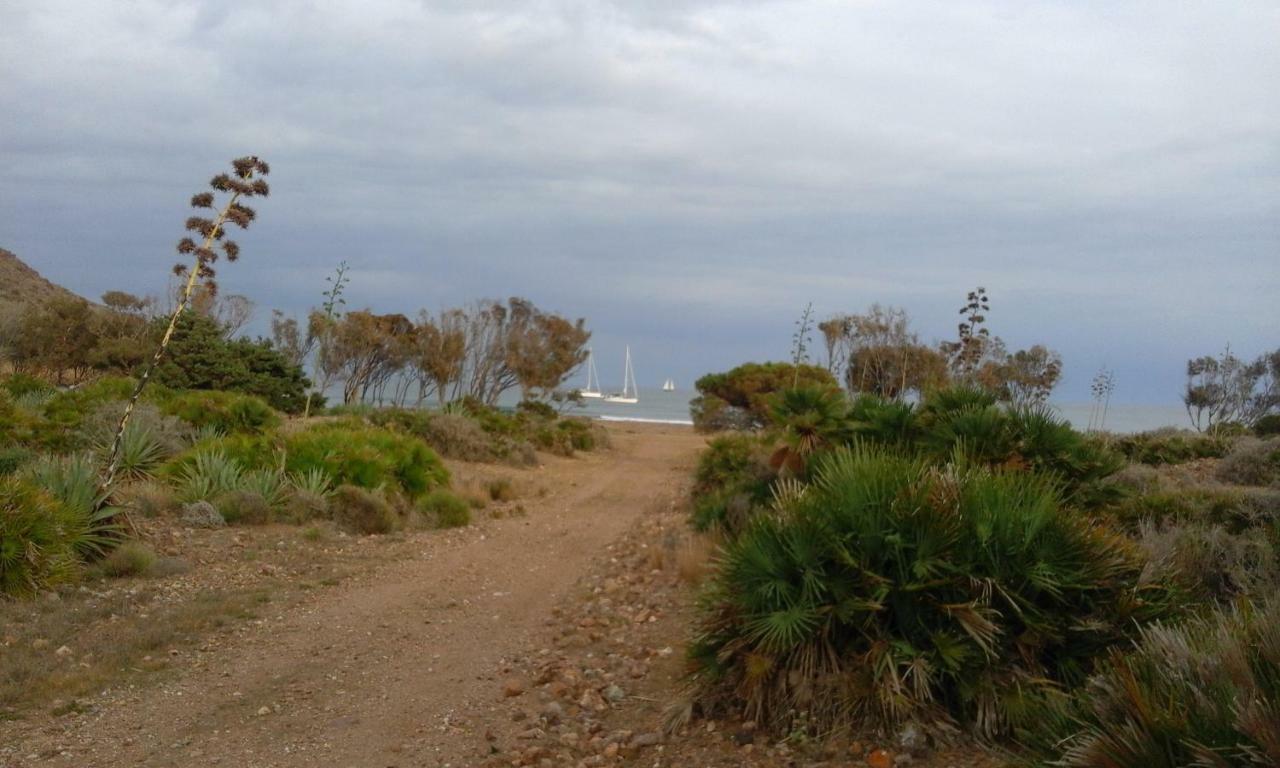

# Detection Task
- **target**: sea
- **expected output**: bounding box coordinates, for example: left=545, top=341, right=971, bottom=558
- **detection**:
left=552, top=388, right=1191, bottom=435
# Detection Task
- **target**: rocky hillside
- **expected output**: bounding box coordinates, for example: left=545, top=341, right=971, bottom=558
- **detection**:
left=0, top=247, right=86, bottom=309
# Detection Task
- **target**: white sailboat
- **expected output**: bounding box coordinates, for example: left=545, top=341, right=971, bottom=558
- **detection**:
left=580, top=348, right=603, bottom=399
left=603, top=346, right=639, bottom=404
left=662, top=378, right=675, bottom=392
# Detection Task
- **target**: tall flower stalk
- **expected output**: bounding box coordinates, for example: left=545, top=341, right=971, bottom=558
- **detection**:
left=101, top=157, right=270, bottom=490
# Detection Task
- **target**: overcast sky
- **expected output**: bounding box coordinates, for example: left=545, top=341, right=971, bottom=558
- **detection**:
left=1, top=0, right=1276, bottom=403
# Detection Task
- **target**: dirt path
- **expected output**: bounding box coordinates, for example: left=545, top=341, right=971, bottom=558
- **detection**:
left=4, top=425, right=705, bottom=768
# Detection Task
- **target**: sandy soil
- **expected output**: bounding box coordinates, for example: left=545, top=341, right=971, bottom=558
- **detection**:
left=2, top=424, right=706, bottom=767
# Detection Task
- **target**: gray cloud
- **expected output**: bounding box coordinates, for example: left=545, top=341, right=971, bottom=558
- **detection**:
left=1, top=0, right=1276, bottom=403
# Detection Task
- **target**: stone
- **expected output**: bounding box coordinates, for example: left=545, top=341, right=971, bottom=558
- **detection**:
left=897, top=723, right=929, bottom=756
left=503, top=678, right=526, bottom=698
left=602, top=684, right=625, bottom=703
left=628, top=732, right=661, bottom=749
left=180, top=501, right=225, bottom=529
left=55, top=645, right=72, bottom=657
left=867, top=748, right=893, bottom=768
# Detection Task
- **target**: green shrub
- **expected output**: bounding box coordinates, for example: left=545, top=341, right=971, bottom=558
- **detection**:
left=0, top=373, right=55, bottom=399
left=0, top=446, right=34, bottom=477
left=279, top=424, right=448, bottom=499
left=151, top=312, right=310, bottom=413
left=1111, top=428, right=1230, bottom=466
left=1214, top=436, right=1280, bottom=488
left=417, top=489, right=471, bottom=529
left=161, top=390, right=281, bottom=435
left=690, top=446, right=1173, bottom=737
left=0, top=477, right=78, bottom=597
left=95, top=541, right=156, bottom=578
left=330, top=485, right=399, bottom=535
left=31, top=377, right=142, bottom=452
left=1027, top=601, right=1280, bottom=766
left=691, top=362, right=839, bottom=432
left=516, top=399, right=557, bottom=419
left=690, top=434, right=775, bottom=534
left=214, top=490, right=272, bottom=525
left=1255, top=413, right=1280, bottom=437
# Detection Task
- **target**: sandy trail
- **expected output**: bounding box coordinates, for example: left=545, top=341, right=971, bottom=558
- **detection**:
left=7, top=424, right=704, bottom=768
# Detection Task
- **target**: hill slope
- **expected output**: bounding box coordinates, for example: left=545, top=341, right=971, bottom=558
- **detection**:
left=0, top=247, right=86, bottom=309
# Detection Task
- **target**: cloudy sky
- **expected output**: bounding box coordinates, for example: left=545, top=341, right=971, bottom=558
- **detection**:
left=1, top=0, right=1276, bottom=403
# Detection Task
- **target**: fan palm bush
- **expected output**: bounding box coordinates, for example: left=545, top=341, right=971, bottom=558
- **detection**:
left=767, top=386, right=849, bottom=475
left=690, top=445, right=1174, bottom=737
left=0, top=477, right=78, bottom=597
left=1026, top=600, right=1280, bottom=767
left=846, top=394, right=920, bottom=448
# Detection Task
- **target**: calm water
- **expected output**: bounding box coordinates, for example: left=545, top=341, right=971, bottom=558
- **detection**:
left=558, top=388, right=1190, bottom=435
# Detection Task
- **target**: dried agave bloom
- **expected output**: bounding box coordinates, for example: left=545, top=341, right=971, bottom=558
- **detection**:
left=102, top=157, right=270, bottom=491
left=172, top=156, right=270, bottom=293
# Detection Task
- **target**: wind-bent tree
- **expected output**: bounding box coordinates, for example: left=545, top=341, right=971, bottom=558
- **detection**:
left=101, top=156, right=270, bottom=489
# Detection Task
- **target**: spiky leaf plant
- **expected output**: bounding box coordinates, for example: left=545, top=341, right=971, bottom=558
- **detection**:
left=1024, top=600, right=1280, bottom=767
left=102, top=156, right=269, bottom=490
left=241, top=468, right=288, bottom=509
left=175, top=450, right=244, bottom=503
left=289, top=467, right=335, bottom=498
left=689, top=445, right=1175, bottom=738
left=23, top=454, right=121, bottom=559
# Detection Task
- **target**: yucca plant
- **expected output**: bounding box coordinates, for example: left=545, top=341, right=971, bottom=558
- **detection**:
left=102, top=156, right=269, bottom=490
left=689, top=445, right=1175, bottom=738
left=289, top=466, right=335, bottom=498
left=97, top=422, right=166, bottom=480
left=240, top=468, right=288, bottom=509
left=23, top=454, right=120, bottom=559
left=1024, top=600, right=1280, bottom=767
left=175, top=450, right=244, bottom=503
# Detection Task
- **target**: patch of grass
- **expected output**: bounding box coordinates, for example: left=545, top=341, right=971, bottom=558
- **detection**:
left=94, top=541, right=157, bottom=579
left=486, top=477, right=516, bottom=502
left=1215, top=436, right=1280, bottom=488
left=417, top=489, right=471, bottom=529
left=330, top=485, right=399, bottom=535
left=214, top=490, right=272, bottom=525
left=1024, top=600, right=1280, bottom=766
left=0, top=586, right=265, bottom=715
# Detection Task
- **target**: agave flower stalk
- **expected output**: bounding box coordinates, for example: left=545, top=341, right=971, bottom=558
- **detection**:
left=101, top=157, right=270, bottom=491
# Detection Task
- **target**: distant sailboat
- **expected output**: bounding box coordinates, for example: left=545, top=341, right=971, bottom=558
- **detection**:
left=580, top=349, right=602, bottom=399
left=603, top=346, right=639, bottom=404
left=662, top=378, right=675, bottom=392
